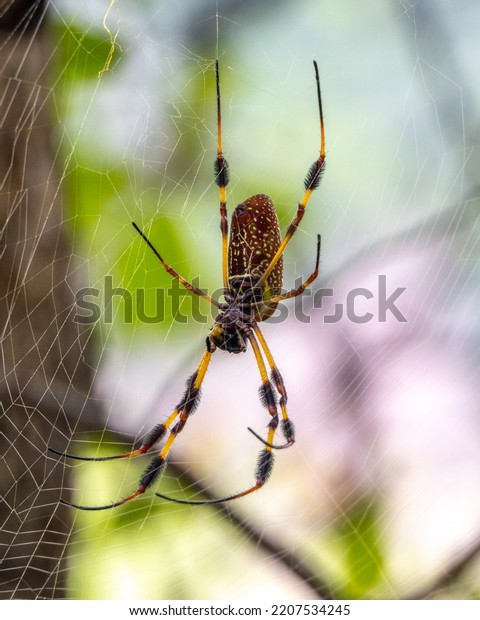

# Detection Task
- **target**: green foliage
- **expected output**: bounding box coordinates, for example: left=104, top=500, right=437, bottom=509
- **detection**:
left=332, top=496, right=384, bottom=598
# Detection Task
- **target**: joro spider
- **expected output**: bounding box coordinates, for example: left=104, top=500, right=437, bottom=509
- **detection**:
left=51, top=60, right=326, bottom=509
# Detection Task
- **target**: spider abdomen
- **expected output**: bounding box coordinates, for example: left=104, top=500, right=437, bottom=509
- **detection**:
left=228, top=194, right=283, bottom=321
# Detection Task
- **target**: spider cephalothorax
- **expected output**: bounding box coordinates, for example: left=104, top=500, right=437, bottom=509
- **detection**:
left=51, top=60, right=326, bottom=509
left=208, top=314, right=249, bottom=353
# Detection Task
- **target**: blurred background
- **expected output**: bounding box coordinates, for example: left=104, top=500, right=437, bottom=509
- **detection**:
left=1, top=0, right=480, bottom=600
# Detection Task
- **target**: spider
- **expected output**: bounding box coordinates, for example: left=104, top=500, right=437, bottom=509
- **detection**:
left=51, top=60, right=326, bottom=509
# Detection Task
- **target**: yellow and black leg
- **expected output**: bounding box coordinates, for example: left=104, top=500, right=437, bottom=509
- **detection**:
left=132, top=222, right=220, bottom=308
left=270, top=234, right=321, bottom=304
left=156, top=328, right=279, bottom=505
left=213, top=60, right=230, bottom=290
left=256, top=61, right=325, bottom=290
left=58, top=348, right=214, bottom=510
left=249, top=325, right=295, bottom=449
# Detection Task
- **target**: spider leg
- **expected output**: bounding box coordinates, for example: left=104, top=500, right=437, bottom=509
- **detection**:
left=248, top=325, right=295, bottom=449
left=246, top=427, right=292, bottom=450
left=49, top=422, right=168, bottom=462
left=59, top=348, right=214, bottom=510
left=132, top=222, right=220, bottom=308
left=213, top=60, right=230, bottom=290
left=245, top=328, right=287, bottom=449
left=255, top=61, right=325, bottom=291
left=270, top=234, right=321, bottom=303
left=156, top=328, right=284, bottom=506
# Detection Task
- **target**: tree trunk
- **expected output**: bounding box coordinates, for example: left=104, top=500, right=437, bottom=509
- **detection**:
left=0, top=0, right=95, bottom=599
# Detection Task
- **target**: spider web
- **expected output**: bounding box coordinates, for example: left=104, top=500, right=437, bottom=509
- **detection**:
left=1, top=0, right=480, bottom=601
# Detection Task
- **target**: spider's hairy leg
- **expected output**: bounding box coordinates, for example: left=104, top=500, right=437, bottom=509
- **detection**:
left=246, top=328, right=282, bottom=448
left=256, top=60, right=326, bottom=291
left=270, top=234, right=321, bottom=304
left=60, top=456, right=168, bottom=511
left=213, top=60, right=230, bottom=290
left=248, top=326, right=295, bottom=450
left=59, top=349, right=214, bottom=511
left=132, top=222, right=220, bottom=308
left=155, top=329, right=280, bottom=506
left=49, top=422, right=168, bottom=462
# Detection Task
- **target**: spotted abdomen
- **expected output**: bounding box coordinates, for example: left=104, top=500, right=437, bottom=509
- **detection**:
left=228, top=194, right=283, bottom=320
